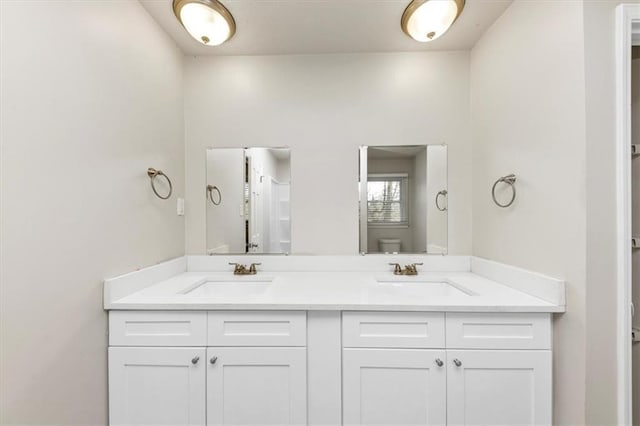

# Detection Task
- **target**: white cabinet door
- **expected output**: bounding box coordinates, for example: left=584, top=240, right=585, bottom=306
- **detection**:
left=207, top=347, right=307, bottom=426
left=109, top=347, right=206, bottom=426
left=343, top=348, right=447, bottom=426
left=447, top=350, right=552, bottom=426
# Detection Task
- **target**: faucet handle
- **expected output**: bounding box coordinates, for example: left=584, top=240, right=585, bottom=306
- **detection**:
left=228, top=262, right=244, bottom=273
left=389, top=263, right=402, bottom=275
left=249, top=263, right=262, bottom=273
left=406, top=263, right=423, bottom=275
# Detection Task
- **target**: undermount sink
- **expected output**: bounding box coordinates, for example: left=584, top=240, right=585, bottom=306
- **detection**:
left=180, top=277, right=275, bottom=297
left=374, top=277, right=474, bottom=297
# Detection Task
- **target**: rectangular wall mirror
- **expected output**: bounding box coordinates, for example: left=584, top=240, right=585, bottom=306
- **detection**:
left=206, top=147, right=291, bottom=255
left=359, top=145, right=448, bottom=255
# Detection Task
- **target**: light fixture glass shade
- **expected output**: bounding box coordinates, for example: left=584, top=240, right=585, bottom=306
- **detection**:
left=401, top=0, right=465, bottom=42
left=173, top=0, right=236, bottom=46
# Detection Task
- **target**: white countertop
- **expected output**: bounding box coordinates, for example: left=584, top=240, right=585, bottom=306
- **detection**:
left=105, top=269, right=564, bottom=313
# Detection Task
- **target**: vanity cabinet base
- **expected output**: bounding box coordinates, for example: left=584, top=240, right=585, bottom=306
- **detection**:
left=107, top=311, right=553, bottom=426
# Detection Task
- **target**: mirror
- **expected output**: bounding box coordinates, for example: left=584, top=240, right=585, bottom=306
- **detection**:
left=206, top=147, right=291, bottom=255
left=359, top=145, right=448, bottom=255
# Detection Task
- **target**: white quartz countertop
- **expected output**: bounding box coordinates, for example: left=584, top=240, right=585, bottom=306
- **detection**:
left=105, top=270, right=564, bottom=313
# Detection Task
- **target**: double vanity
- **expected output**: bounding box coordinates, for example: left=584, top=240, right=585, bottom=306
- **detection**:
left=104, top=255, right=564, bottom=426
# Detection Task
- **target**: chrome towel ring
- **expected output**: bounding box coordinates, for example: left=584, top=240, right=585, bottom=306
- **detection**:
left=491, top=174, right=517, bottom=208
left=147, top=168, right=172, bottom=200
left=435, top=190, right=448, bottom=211
left=207, top=184, right=222, bottom=205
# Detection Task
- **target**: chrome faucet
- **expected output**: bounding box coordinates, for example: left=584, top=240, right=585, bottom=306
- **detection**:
left=389, top=262, right=423, bottom=276
left=229, top=262, right=261, bottom=275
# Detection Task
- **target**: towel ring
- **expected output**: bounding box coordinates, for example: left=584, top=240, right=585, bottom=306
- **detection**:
left=435, top=190, right=448, bottom=211
left=147, top=168, right=172, bottom=200
left=207, top=185, right=222, bottom=205
left=491, top=174, right=517, bottom=208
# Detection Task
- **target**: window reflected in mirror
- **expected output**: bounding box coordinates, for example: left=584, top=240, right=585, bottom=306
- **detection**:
left=359, top=145, right=447, bottom=255
left=206, top=147, right=290, bottom=255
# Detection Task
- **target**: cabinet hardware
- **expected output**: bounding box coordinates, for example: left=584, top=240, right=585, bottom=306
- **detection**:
left=453, top=359, right=462, bottom=367
left=435, top=358, right=444, bottom=367
left=191, top=356, right=200, bottom=365
left=210, top=356, right=218, bottom=365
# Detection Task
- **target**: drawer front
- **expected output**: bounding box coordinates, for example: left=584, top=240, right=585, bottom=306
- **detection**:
left=208, top=311, right=307, bottom=346
left=342, top=312, right=445, bottom=348
left=109, top=311, right=207, bottom=346
left=445, top=313, right=551, bottom=349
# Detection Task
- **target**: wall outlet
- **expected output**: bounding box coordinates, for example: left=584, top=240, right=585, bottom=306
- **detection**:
left=177, top=198, right=185, bottom=216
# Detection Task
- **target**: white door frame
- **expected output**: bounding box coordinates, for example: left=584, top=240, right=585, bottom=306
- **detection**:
left=616, top=5, right=638, bottom=424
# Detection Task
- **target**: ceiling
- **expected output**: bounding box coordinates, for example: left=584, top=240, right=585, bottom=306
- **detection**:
left=139, top=0, right=513, bottom=56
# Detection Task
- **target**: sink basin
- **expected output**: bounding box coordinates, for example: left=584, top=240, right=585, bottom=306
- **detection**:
left=180, top=277, right=274, bottom=297
left=374, top=277, right=474, bottom=297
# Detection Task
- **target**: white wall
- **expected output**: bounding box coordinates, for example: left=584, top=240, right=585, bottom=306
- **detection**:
left=0, top=2, right=185, bottom=424
left=184, top=52, right=472, bottom=255
left=470, top=2, right=587, bottom=424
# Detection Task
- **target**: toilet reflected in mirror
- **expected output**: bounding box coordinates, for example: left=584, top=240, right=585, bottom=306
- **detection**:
left=359, top=145, right=448, bottom=255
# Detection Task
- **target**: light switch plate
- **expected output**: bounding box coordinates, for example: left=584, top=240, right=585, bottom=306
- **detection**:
left=177, top=198, right=185, bottom=216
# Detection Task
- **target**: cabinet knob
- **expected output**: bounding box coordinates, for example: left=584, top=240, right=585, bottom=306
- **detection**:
left=435, top=358, right=444, bottom=367
left=191, top=356, right=200, bottom=365
left=210, top=356, right=218, bottom=365
left=453, top=358, right=462, bottom=367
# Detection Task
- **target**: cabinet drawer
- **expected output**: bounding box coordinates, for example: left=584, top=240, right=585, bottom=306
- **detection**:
left=109, top=311, right=207, bottom=346
left=208, top=311, right=306, bottom=346
left=342, top=312, right=445, bottom=348
left=445, top=313, right=551, bottom=349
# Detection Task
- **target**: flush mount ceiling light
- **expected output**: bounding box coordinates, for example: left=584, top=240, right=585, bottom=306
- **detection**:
left=401, top=0, right=465, bottom=42
left=173, top=0, right=236, bottom=46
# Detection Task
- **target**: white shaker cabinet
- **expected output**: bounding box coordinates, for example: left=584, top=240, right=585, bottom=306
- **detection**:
left=108, top=311, right=553, bottom=426
left=206, top=347, right=307, bottom=426
left=341, top=312, right=553, bottom=426
left=108, top=347, right=206, bottom=426
left=343, top=348, right=447, bottom=426
left=446, top=350, right=552, bottom=426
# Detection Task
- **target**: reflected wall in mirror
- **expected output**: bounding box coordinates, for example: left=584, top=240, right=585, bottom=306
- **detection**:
left=359, top=145, right=448, bottom=255
left=206, top=147, right=291, bottom=255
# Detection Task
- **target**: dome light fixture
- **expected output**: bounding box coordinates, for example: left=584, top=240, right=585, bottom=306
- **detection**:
left=401, top=0, right=465, bottom=43
left=173, top=0, right=236, bottom=46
